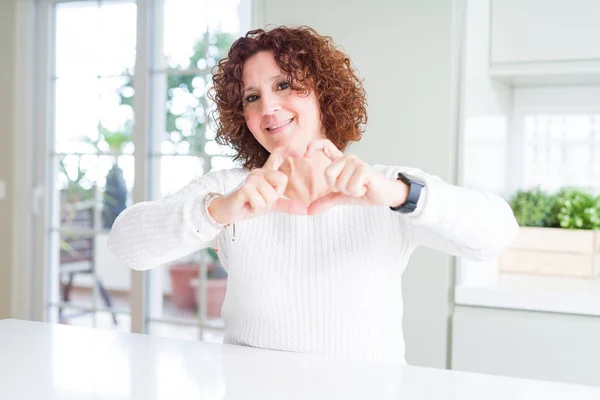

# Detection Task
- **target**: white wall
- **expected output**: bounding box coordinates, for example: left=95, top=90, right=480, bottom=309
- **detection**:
left=461, top=0, right=511, bottom=194
left=452, top=306, right=600, bottom=387
left=0, top=0, right=16, bottom=319
left=0, top=0, right=36, bottom=321
left=261, top=0, right=463, bottom=368
left=455, top=0, right=512, bottom=300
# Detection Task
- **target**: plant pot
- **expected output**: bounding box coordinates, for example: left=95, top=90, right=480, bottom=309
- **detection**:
left=191, top=278, right=227, bottom=319
left=103, top=162, right=128, bottom=230
left=499, top=227, right=600, bottom=278
left=168, top=264, right=199, bottom=310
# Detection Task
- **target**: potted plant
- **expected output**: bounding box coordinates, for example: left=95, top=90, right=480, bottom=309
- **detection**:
left=169, top=248, right=227, bottom=318
left=82, top=124, right=132, bottom=230
left=99, top=127, right=131, bottom=229
left=501, top=187, right=600, bottom=277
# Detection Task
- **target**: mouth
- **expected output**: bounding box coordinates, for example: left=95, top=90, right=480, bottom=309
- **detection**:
left=266, top=118, right=294, bottom=132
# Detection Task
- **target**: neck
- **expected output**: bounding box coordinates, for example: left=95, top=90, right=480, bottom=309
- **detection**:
left=279, top=152, right=332, bottom=205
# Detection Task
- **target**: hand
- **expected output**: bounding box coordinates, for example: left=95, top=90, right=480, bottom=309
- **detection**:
left=304, top=140, right=409, bottom=215
left=208, top=148, right=308, bottom=225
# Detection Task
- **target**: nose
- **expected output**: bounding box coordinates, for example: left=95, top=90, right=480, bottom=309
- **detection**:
left=260, top=92, right=281, bottom=116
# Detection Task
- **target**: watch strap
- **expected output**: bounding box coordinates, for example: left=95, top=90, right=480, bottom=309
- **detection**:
left=390, top=173, right=424, bottom=214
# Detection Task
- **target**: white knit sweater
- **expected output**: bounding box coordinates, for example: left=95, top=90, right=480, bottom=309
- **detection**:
left=108, top=165, right=519, bottom=364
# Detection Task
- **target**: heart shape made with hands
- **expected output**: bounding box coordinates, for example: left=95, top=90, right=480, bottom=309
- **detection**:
left=267, top=139, right=401, bottom=216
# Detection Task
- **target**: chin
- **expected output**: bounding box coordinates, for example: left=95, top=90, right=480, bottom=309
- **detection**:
left=264, top=137, right=300, bottom=155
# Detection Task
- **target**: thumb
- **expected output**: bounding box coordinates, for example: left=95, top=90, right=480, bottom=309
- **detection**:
left=273, top=198, right=308, bottom=215
left=307, top=192, right=346, bottom=215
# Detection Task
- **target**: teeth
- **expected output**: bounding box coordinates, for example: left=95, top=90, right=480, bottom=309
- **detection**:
left=269, top=118, right=292, bottom=130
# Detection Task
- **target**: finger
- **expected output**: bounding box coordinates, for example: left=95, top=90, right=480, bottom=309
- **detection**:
left=263, top=170, right=288, bottom=196
left=346, top=167, right=369, bottom=197
left=273, top=198, right=308, bottom=215
left=324, top=156, right=357, bottom=191
left=307, top=193, right=346, bottom=215
left=335, top=160, right=358, bottom=194
left=256, top=179, right=279, bottom=206
left=243, top=185, right=267, bottom=213
left=263, top=147, right=289, bottom=171
left=304, top=139, right=344, bottom=160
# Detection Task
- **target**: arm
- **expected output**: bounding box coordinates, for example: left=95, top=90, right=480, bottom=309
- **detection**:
left=375, top=165, right=519, bottom=261
left=107, top=168, right=248, bottom=271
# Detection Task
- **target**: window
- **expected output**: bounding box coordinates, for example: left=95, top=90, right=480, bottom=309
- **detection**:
left=522, top=114, right=600, bottom=192
left=40, top=0, right=253, bottom=341
left=456, top=86, right=600, bottom=315
left=48, top=0, right=138, bottom=331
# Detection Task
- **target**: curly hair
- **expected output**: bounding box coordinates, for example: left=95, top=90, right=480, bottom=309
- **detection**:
left=209, top=26, right=367, bottom=170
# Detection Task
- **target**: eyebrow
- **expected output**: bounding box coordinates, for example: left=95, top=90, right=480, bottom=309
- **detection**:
left=243, top=74, right=287, bottom=93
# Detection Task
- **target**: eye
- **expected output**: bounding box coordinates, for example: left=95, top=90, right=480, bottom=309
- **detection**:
left=277, top=81, right=290, bottom=90
left=244, top=94, right=259, bottom=103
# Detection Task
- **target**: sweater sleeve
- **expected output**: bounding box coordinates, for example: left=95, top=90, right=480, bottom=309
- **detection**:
left=107, top=168, right=248, bottom=271
left=374, top=165, right=519, bottom=261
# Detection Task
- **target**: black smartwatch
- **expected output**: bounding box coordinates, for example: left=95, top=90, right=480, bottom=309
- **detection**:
left=390, top=172, right=424, bottom=214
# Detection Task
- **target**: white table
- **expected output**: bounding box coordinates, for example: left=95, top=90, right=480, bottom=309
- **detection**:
left=1, top=319, right=599, bottom=399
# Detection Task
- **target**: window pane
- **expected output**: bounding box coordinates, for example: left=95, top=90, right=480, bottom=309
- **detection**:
left=54, top=78, right=99, bottom=153
left=158, top=72, right=238, bottom=176
left=99, top=76, right=135, bottom=154
left=523, top=114, right=600, bottom=192
left=55, top=76, right=134, bottom=154
left=162, top=74, right=210, bottom=155
left=207, top=0, right=244, bottom=37
left=153, top=155, right=205, bottom=197
left=147, top=249, right=226, bottom=343
left=163, top=0, right=240, bottom=70
left=146, top=0, right=247, bottom=342
left=54, top=154, right=134, bottom=229
left=49, top=230, right=131, bottom=324
left=55, top=1, right=137, bottom=78
left=48, top=154, right=134, bottom=331
left=462, top=116, right=507, bottom=193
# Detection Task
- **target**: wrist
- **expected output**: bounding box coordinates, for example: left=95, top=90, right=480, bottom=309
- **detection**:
left=390, top=179, right=410, bottom=208
left=390, top=173, right=424, bottom=214
left=205, top=193, right=231, bottom=227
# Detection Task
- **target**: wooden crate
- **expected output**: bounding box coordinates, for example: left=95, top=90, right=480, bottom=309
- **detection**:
left=499, top=227, right=600, bottom=278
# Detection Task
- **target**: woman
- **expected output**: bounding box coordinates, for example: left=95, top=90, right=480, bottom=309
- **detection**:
left=108, top=26, right=518, bottom=364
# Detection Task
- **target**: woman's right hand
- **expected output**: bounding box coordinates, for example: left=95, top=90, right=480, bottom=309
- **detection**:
left=208, top=147, right=307, bottom=225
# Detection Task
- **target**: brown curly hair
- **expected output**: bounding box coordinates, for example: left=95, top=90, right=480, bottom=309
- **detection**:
left=209, top=26, right=367, bottom=170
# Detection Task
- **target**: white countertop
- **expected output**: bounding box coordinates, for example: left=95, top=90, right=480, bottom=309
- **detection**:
left=455, top=272, right=600, bottom=316
left=2, top=319, right=600, bottom=399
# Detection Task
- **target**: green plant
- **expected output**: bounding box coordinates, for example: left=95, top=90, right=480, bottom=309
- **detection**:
left=550, top=188, right=600, bottom=230
left=206, top=248, right=219, bottom=263
left=100, top=126, right=132, bottom=152
left=509, top=187, right=600, bottom=230
left=205, top=248, right=227, bottom=279
left=82, top=125, right=133, bottom=229
left=509, top=188, right=556, bottom=227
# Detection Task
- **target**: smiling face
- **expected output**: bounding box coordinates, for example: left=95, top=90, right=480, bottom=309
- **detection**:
left=241, top=51, right=324, bottom=156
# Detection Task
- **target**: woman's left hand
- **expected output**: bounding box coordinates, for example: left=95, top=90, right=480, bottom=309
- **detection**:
left=304, top=139, right=409, bottom=215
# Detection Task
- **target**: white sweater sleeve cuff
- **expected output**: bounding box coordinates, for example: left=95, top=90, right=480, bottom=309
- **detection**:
left=183, top=195, right=225, bottom=242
